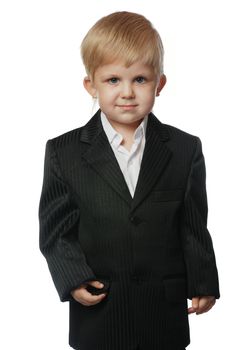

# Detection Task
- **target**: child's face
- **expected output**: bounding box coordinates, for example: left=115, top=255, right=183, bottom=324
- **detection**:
left=83, top=60, right=166, bottom=126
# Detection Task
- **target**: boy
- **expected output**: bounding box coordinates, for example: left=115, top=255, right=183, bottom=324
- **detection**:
left=38, top=11, right=220, bottom=350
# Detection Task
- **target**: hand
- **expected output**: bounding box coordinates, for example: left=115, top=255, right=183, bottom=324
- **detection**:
left=188, top=296, right=216, bottom=315
left=70, top=280, right=107, bottom=306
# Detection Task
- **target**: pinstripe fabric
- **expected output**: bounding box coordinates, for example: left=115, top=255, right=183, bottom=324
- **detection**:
left=38, top=109, right=220, bottom=350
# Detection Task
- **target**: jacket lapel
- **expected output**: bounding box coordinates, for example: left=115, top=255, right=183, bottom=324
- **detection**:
left=80, top=109, right=172, bottom=214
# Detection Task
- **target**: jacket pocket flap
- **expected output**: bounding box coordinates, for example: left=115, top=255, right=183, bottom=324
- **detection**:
left=163, top=277, right=187, bottom=302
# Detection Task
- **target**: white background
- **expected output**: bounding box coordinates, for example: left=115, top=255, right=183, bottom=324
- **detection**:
left=0, top=0, right=239, bottom=349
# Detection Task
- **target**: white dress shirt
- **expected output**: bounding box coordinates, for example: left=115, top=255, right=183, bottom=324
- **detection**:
left=100, top=111, right=148, bottom=198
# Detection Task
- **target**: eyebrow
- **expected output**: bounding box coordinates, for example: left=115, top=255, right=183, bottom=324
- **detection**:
left=101, top=72, right=150, bottom=78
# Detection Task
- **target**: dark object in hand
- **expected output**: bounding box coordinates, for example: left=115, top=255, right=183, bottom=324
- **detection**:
left=86, top=280, right=110, bottom=295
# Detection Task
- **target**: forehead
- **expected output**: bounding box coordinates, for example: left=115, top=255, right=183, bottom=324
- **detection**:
left=95, top=60, right=155, bottom=76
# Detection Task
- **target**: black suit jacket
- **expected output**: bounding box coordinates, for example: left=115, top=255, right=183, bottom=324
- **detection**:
left=38, top=109, right=220, bottom=350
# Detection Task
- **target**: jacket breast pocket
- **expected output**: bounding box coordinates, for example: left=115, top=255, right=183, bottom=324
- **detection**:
left=149, top=188, right=185, bottom=202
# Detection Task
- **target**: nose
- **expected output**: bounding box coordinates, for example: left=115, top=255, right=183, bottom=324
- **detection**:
left=120, top=82, right=135, bottom=99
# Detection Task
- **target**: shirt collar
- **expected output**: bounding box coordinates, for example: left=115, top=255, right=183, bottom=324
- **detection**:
left=100, top=110, right=148, bottom=147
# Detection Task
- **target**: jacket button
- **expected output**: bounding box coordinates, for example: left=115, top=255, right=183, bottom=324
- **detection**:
left=129, top=215, right=141, bottom=225
left=131, top=275, right=141, bottom=284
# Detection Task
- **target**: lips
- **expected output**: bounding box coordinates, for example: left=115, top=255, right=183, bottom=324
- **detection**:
left=117, top=105, right=138, bottom=109
left=118, top=105, right=137, bottom=107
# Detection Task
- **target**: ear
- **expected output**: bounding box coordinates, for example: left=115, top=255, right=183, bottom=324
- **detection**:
left=83, top=76, right=97, bottom=98
left=156, top=74, right=167, bottom=96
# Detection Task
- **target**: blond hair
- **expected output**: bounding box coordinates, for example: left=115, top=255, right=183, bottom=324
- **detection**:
left=80, top=11, right=164, bottom=81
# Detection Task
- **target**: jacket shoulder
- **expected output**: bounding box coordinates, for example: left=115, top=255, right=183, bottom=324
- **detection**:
left=161, top=122, right=201, bottom=157
left=163, top=122, right=199, bottom=141
left=47, top=126, right=84, bottom=149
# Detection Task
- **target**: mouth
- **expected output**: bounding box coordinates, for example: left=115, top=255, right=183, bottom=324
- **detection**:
left=117, top=105, right=138, bottom=110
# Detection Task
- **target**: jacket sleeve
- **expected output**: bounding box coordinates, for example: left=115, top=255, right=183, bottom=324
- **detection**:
left=180, top=136, right=220, bottom=300
left=38, top=139, right=97, bottom=302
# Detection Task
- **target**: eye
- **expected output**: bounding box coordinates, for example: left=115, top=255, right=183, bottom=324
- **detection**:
left=108, top=77, right=119, bottom=84
left=135, top=76, right=146, bottom=83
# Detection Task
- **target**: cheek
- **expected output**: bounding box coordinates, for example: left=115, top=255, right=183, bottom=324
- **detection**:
left=139, top=89, right=156, bottom=105
left=99, top=89, right=117, bottom=102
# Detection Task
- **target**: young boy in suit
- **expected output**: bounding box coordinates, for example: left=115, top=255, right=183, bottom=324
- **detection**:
left=38, top=11, right=220, bottom=350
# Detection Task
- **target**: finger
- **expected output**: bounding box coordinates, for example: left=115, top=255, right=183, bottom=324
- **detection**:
left=191, top=297, right=200, bottom=310
left=83, top=293, right=107, bottom=306
left=80, top=287, right=106, bottom=302
left=196, top=298, right=215, bottom=314
left=188, top=306, right=197, bottom=314
left=198, top=303, right=214, bottom=314
left=202, top=300, right=216, bottom=313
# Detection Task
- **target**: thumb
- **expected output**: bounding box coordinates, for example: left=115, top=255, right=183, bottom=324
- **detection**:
left=88, top=280, right=104, bottom=289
